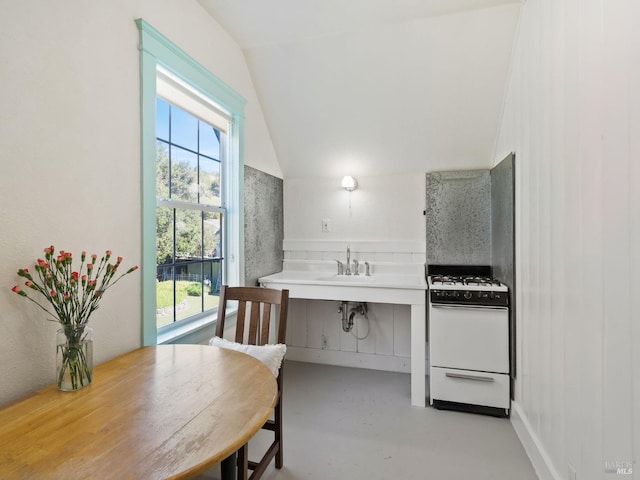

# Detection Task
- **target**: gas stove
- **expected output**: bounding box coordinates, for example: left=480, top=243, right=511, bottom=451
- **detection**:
left=428, top=264, right=511, bottom=416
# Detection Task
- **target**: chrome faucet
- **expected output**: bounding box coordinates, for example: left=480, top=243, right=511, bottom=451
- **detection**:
left=353, top=259, right=359, bottom=275
left=334, top=259, right=344, bottom=275
left=345, top=245, right=351, bottom=275
left=364, top=261, right=371, bottom=276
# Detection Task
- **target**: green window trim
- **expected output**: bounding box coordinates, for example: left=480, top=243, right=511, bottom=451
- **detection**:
left=136, top=18, right=246, bottom=345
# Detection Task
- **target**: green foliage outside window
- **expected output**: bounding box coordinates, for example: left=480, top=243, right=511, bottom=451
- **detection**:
left=155, top=143, right=221, bottom=266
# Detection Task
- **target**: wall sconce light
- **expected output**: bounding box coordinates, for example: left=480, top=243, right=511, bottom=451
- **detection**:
left=341, top=175, right=358, bottom=192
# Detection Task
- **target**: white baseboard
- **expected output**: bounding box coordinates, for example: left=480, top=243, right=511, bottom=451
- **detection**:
left=285, top=345, right=415, bottom=373
left=510, top=401, right=562, bottom=480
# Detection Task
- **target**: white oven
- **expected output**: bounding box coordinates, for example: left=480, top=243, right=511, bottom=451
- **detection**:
left=427, top=267, right=510, bottom=416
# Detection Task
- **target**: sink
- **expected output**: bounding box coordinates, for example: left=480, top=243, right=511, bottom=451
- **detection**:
left=314, top=274, right=375, bottom=283
left=258, top=267, right=428, bottom=408
left=258, top=270, right=426, bottom=290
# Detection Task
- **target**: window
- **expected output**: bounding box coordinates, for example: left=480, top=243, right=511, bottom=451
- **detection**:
left=136, top=19, right=246, bottom=344
left=155, top=94, right=224, bottom=328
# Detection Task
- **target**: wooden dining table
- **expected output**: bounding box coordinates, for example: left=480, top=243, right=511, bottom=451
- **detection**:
left=0, top=344, right=278, bottom=479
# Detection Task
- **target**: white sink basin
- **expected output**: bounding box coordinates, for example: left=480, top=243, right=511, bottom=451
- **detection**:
left=314, top=274, right=375, bottom=283
left=258, top=270, right=426, bottom=290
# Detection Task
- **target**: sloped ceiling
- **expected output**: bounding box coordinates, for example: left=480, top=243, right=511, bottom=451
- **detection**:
left=199, top=0, right=521, bottom=179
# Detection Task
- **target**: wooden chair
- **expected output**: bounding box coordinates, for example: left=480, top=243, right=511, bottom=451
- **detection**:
left=214, top=285, right=289, bottom=480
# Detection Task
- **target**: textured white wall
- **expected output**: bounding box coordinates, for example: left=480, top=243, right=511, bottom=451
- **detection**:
left=494, top=0, right=640, bottom=478
left=0, top=0, right=279, bottom=407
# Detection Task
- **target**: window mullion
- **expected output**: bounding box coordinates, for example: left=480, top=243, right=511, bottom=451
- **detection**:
left=156, top=197, right=223, bottom=213
left=172, top=208, right=177, bottom=324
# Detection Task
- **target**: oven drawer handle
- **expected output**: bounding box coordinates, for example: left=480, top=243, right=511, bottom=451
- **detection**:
left=430, top=304, right=508, bottom=311
left=445, top=372, right=495, bottom=382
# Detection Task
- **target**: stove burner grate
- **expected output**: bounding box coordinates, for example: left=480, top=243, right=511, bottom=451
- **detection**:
left=430, top=275, right=503, bottom=288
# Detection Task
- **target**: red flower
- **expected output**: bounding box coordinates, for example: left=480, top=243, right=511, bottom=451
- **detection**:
left=17, top=268, right=31, bottom=278
left=50, top=290, right=56, bottom=296
left=11, top=285, right=27, bottom=297
left=25, top=281, right=32, bottom=287
left=72, top=271, right=79, bottom=280
left=106, top=250, right=112, bottom=256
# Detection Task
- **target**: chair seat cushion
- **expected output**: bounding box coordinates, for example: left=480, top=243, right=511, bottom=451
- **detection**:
left=208, top=336, right=286, bottom=377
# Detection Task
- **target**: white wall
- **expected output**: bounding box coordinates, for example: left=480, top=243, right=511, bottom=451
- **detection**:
left=0, top=0, right=279, bottom=407
left=494, top=1, right=640, bottom=478
left=285, top=173, right=425, bottom=241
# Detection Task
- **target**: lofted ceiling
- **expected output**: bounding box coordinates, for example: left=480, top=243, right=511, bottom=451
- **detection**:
left=198, top=0, right=522, bottom=179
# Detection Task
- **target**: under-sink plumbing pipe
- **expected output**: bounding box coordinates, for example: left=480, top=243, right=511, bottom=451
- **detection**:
left=338, top=301, right=370, bottom=339
left=338, top=301, right=350, bottom=332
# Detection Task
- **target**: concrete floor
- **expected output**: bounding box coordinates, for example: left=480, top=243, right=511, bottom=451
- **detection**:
left=197, top=361, right=539, bottom=480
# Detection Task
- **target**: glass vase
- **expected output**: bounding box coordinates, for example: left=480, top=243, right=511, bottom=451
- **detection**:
left=56, top=325, right=93, bottom=391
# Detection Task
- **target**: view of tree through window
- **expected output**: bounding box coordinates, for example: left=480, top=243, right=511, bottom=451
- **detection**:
left=155, top=98, right=225, bottom=327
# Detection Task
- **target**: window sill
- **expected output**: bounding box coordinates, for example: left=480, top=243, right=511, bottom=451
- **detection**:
left=157, top=315, right=215, bottom=344
left=157, top=309, right=237, bottom=345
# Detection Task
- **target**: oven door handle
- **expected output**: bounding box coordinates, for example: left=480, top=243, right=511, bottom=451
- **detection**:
left=430, top=304, right=508, bottom=311
left=445, top=372, right=495, bottom=382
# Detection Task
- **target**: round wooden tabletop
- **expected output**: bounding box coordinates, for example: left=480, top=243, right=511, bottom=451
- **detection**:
left=0, top=344, right=278, bottom=479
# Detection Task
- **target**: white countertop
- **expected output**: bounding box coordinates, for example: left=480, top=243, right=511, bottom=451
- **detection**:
left=258, top=270, right=427, bottom=290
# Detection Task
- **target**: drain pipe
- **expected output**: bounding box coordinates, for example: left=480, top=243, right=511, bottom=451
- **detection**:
left=338, top=301, right=368, bottom=333
left=349, top=302, right=367, bottom=329
left=338, top=301, right=350, bottom=332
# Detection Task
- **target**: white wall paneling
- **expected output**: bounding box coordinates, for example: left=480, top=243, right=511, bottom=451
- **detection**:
left=285, top=299, right=414, bottom=374
left=494, top=0, right=639, bottom=478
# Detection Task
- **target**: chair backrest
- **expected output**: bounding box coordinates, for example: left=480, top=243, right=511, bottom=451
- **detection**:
left=215, top=285, right=289, bottom=346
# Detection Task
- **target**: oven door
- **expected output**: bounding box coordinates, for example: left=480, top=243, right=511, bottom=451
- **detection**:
left=429, top=303, right=509, bottom=373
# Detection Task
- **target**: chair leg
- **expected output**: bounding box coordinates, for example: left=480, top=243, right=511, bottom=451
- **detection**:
left=237, top=444, right=249, bottom=480
left=275, top=401, right=283, bottom=469
left=220, top=453, right=236, bottom=480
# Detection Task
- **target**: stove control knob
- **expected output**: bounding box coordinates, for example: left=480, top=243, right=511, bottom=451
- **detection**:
left=463, top=291, right=472, bottom=299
